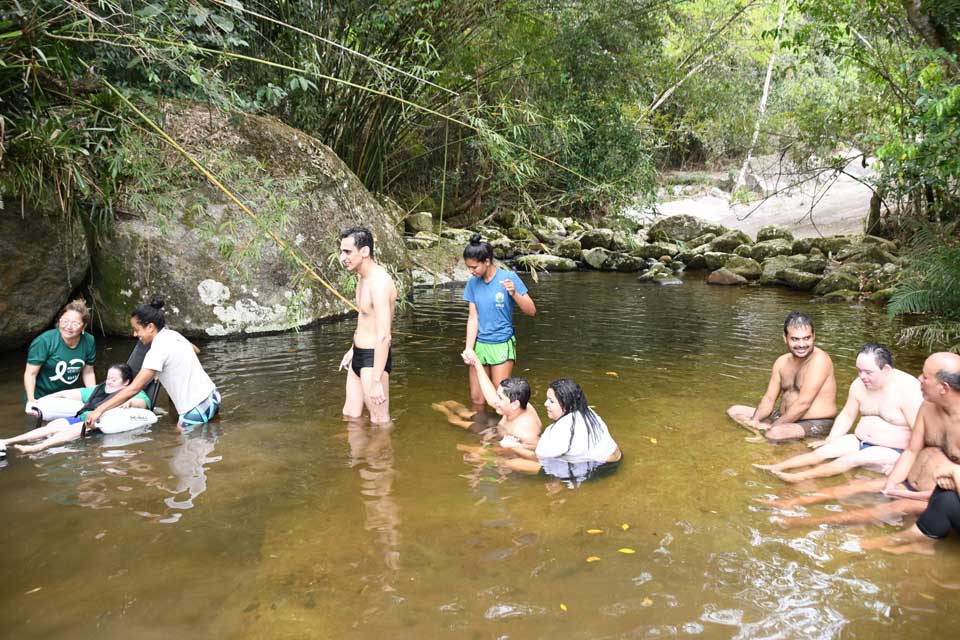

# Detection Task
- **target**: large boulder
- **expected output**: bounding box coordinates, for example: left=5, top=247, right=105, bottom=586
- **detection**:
left=648, top=214, right=726, bottom=243
left=0, top=201, right=90, bottom=350
left=89, top=103, right=410, bottom=337
left=725, top=255, right=762, bottom=280
left=579, top=228, right=615, bottom=250
left=515, top=254, right=578, bottom=272
left=707, top=268, right=747, bottom=286
left=708, top=230, right=753, bottom=253
left=750, top=238, right=794, bottom=261
left=835, top=243, right=898, bottom=265
left=687, top=232, right=717, bottom=249
left=490, top=237, right=516, bottom=259
left=756, top=224, right=794, bottom=243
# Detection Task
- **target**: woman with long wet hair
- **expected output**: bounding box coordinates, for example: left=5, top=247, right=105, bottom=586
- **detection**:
left=500, top=378, right=622, bottom=486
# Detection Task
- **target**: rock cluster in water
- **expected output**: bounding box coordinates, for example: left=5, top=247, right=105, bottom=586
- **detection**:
left=404, top=213, right=901, bottom=303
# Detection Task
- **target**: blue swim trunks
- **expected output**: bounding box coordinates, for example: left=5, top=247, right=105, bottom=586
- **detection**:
left=180, top=389, right=221, bottom=427
left=859, top=440, right=904, bottom=455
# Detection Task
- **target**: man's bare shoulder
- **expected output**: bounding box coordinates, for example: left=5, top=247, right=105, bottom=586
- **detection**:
left=847, top=376, right=867, bottom=398
left=811, top=347, right=834, bottom=367
left=889, top=368, right=921, bottom=391
left=369, top=264, right=398, bottom=292
left=772, top=352, right=793, bottom=371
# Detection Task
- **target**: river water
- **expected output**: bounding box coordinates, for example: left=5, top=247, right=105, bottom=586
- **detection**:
left=1, top=272, right=957, bottom=638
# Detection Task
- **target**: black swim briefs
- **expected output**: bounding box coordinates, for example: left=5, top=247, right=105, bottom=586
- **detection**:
left=351, top=346, right=393, bottom=377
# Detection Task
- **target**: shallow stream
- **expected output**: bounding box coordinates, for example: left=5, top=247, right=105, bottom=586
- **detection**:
left=1, top=272, right=957, bottom=638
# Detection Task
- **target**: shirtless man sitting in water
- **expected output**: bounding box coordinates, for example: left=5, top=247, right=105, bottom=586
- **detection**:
left=754, top=343, right=922, bottom=483
left=850, top=352, right=960, bottom=554
left=728, top=311, right=837, bottom=441
left=433, top=347, right=541, bottom=446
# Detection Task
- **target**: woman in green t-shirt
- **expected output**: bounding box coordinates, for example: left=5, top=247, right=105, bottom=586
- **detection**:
left=23, top=299, right=97, bottom=408
left=6, top=363, right=148, bottom=454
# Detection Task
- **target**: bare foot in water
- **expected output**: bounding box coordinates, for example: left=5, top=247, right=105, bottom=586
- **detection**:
left=769, top=469, right=804, bottom=483
left=13, top=443, right=40, bottom=454
left=432, top=402, right=475, bottom=429
left=752, top=463, right=780, bottom=471
left=881, top=541, right=936, bottom=555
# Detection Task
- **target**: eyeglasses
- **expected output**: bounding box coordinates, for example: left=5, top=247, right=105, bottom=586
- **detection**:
left=59, top=320, right=83, bottom=328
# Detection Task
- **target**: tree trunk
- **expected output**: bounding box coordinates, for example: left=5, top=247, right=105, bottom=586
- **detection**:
left=732, top=2, right=786, bottom=199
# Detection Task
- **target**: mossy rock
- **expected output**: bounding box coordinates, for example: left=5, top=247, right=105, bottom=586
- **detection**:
left=709, top=230, right=753, bottom=253
left=554, top=237, right=582, bottom=260
left=810, top=235, right=854, bottom=256
left=760, top=255, right=807, bottom=285
left=90, top=103, right=410, bottom=337
left=506, top=227, right=538, bottom=242
left=703, top=252, right=734, bottom=271
left=777, top=268, right=822, bottom=291
left=632, top=241, right=680, bottom=260
left=868, top=287, right=896, bottom=303
left=687, top=232, right=717, bottom=249
left=733, top=244, right=754, bottom=257
left=725, top=255, right=762, bottom=280
left=580, top=228, right=615, bottom=250
left=750, top=238, right=793, bottom=261
left=648, top=214, right=726, bottom=243
left=756, top=224, right=795, bottom=243
left=815, top=289, right=860, bottom=302
left=814, top=270, right=861, bottom=296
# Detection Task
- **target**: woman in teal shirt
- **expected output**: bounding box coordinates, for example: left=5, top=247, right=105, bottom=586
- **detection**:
left=23, top=299, right=96, bottom=408
left=462, top=234, right=536, bottom=406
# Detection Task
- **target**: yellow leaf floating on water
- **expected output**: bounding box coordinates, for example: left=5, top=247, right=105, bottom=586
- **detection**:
left=560, top=603, right=568, bottom=611
left=919, top=592, right=936, bottom=601
left=25, top=587, right=42, bottom=595
left=649, top=437, right=658, bottom=444
left=586, top=556, right=601, bottom=562
left=586, top=528, right=604, bottom=534
left=618, top=548, right=636, bottom=554
left=641, top=597, right=653, bottom=607
left=621, top=523, right=630, bottom=531
left=605, top=371, right=619, bottom=378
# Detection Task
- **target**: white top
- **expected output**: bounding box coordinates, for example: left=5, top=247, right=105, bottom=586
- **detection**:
left=535, top=411, right=618, bottom=463
left=142, top=328, right=216, bottom=414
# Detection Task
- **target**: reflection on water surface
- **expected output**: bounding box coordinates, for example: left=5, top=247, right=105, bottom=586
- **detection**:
left=1, top=272, right=958, bottom=638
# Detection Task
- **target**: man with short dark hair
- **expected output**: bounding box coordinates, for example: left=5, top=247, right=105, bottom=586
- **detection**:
left=728, top=311, right=838, bottom=441
left=338, top=226, right=398, bottom=424
left=754, top=343, right=922, bottom=481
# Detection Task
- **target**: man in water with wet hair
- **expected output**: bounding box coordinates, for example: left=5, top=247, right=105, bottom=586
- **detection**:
left=727, top=311, right=837, bottom=441
left=754, top=343, right=922, bottom=481
left=338, top=226, right=398, bottom=424
left=856, top=352, right=960, bottom=554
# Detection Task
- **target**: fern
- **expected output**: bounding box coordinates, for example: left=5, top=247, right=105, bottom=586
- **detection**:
left=889, top=222, right=960, bottom=350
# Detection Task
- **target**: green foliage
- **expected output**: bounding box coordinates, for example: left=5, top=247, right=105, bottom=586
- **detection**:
left=888, top=223, right=960, bottom=350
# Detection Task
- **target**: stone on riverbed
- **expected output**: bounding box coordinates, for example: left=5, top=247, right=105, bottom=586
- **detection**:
left=554, top=237, right=583, bottom=260
left=707, top=268, right=748, bottom=286
left=814, top=270, right=861, bottom=296
left=581, top=247, right=644, bottom=271
left=777, top=268, right=822, bottom=291
left=725, top=255, right=762, bottom=280
left=815, top=289, right=860, bottom=302
left=749, top=238, right=793, bottom=261
left=579, top=228, right=615, bottom=250
left=756, top=224, right=794, bottom=243
left=687, top=232, right=716, bottom=248
left=405, top=211, right=433, bottom=234
left=836, top=242, right=898, bottom=265
left=703, top=252, right=734, bottom=271
left=632, top=241, right=680, bottom=260
left=647, top=214, right=727, bottom=243
left=708, top=230, right=752, bottom=253
left=515, top=254, right=578, bottom=272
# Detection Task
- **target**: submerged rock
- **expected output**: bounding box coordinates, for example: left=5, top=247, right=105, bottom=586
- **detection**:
left=778, top=268, right=822, bottom=291
left=707, top=268, right=747, bottom=286
left=814, top=270, right=861, bottom=296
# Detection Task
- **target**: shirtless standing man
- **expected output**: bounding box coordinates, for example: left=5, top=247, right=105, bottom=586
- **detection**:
left=338, top=227, right=398, bottom=424
left=858, top=352, right=960, bottom=553
left=728, top=311, right=837, bottom=441
left=755, top=343, right=922, bottom=482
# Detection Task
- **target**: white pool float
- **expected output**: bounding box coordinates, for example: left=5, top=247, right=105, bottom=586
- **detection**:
left=95, top=408, right=159, bottom=434
left=26, top=397, right=84, bottom=421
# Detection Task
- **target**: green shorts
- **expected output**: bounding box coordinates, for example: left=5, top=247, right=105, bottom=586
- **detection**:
left=474, top=336, right=517, bottom=366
